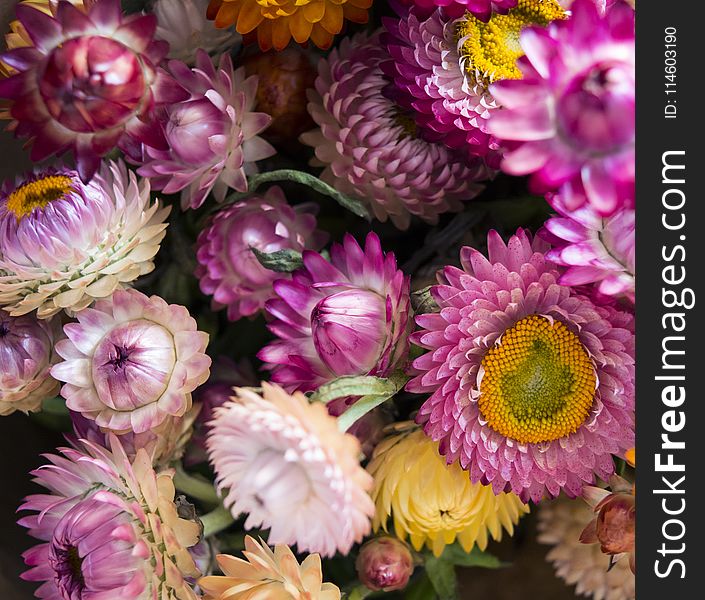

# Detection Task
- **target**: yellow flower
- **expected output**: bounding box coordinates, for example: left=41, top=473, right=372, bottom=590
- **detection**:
left=368, top=428, right=529, bottom=557
left=206, top=0, right=372, bottom=51
left=198, top=536, right=341, bottom=600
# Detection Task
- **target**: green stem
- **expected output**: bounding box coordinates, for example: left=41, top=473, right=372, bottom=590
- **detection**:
left=221, top=169, right=370, bottom=219
left=201, top=504, right=236, bottom=538
left=173, top=464, right=220, bottom=506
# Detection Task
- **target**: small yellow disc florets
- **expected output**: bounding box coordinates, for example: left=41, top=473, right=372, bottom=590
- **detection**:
left=6, top=175, right=73, bottom=219
left=478, top=315, right=596, bottom=445
left=456, top=0, right=567, bottom=85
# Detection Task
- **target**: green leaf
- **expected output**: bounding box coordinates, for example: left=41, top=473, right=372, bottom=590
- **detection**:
left=425, top=556, right=457, bottom=600
left=346, top=586, right=373, bottom=600
left=251, top=247, right=304, bottom=273
left=411, top=286, right=439, bottom=314
left=311, top=372, right=406, bottom=404
left=439, top=545, right=503, bottom=569
left=223, top=169, right=370, bottom=219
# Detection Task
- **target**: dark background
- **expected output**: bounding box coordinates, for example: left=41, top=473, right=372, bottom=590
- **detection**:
left=0, top=0, right=578, bottom=597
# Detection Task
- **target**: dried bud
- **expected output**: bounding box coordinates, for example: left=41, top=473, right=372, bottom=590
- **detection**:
left=356, top=536, right=414, bottom=592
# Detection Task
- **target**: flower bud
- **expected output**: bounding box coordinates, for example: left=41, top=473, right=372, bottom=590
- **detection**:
left=0, top=312, right=60, bottom=416
left=356, top=537, right=414, bottom=592
left=594, top=494, right=635, bottom=555
left=242, top=47, right=316, bottom=146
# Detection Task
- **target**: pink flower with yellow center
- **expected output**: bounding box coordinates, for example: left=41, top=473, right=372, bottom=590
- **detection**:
left=407, top=230, right=635, bottom=502
left=51, top=288, right=211, bottom=434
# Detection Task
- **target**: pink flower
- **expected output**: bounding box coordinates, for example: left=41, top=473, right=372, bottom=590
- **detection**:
left=208, top=383, right=374, bottom=557
left=51, top=288, right=211, bottom=434
left=487, top=0, right=635, bottom=215
left=19, top=436, right=201, bottom=599
left=300, top=31, right=489, bottom=230
left=0, top=312, right=61, bottom=416
left=382, top=6, right=502, bottom=166
left=407, top=230, right=635, bottom=502
left=0, top=0, right=187, bottom=182
left=0, top=160, right=169, bottom=319
left=258, top=232, right=412, bottom=393
left=137, top=50, right=275, bottom=210
left=195, top=186, right=326, bottom=321
left=400, top=0, right=518, bottom=21
left=541, top=193, right=634, bottom=304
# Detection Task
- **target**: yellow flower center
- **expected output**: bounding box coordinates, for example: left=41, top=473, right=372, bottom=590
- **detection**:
left=6, top=175, right=73, bottom=219
left=456, top=0, right=566, bottom=85
left=478, top=315, right=596, bottom=445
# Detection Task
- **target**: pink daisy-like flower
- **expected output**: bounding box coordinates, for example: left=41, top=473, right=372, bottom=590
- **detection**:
left=300, top=31, right=489, bottom=230
left=0, top=160, right=169, bottom=319
left=258, top=232, right=412, bottom=393
left=382, top=6, right=502, bottom=166
left=137, top=50, right=275, bottom=210
left=195, top=186, right=326, bottom=321
left=400, top=0, right=518, bottom=21
left=0, top=312, right=61, bottom=416
left=208, top=383, right=374, bottom=557
left=51, top=288, right=211, bottom=434
left=487, top=0, right=635, bottom=215
left=19, top=435, right=201, bottom=599
left=0, top=0, right=187, bottom=182
left=541, top=193, right=634, bottom=304
left=407, top=229, right=634, bottom=503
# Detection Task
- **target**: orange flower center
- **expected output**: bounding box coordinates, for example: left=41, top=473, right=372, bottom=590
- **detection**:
left=478, top=315, right=596, bottom=444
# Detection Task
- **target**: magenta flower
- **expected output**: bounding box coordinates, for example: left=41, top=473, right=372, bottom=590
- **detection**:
left=51, top=288, right=211, bottom=434
left=0, top=312, right=61, bottom=416
left=400, top=0, right=518, bottom=21
left=19, top=436, right=201, bottom=599
left=195, top=186, right=326, bottom=321
left=0, top=0, right=187, bottom=182
left=407, top=230, right=635, bottom=502
left=0, top=161, right=169, bottom=319
left=541, top=193, right=634, bottom=304
left=258, top=232, right=412, bottom=393
left=137, top=50, right=275, bottom=210
left=382, top=6, right=502, bottom=166
left=300, top=31, right=489, bottom=230
left=487, top=0, right=635, bottom=215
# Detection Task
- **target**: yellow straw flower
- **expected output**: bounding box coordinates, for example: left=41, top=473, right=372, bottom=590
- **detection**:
left=206, top=0, right=372, bottom=51
left=368, top=428, right=529, bottom=557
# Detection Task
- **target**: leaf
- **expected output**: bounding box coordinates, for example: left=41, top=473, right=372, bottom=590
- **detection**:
left=411, top=286, right=439, bottom=314
left=311, top=373, right=406, bottom=404
left=252, top=247, right=304, bottom=273
left=223, top=169, right=370, bottom=219
left=405, top=574, right=436, bottom=600
left=425, top=556, right=457, bottom=600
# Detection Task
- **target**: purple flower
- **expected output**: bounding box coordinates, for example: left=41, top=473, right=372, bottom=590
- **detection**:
left=19, top=436, right=202, bottom=599
left=0, top=0, right=187, bottom=182
left=259, top=232, right=412, bottom=393
left=300, top=31, right=489, bottom=230
left=0, top=161, right=169, bottom=319
left=0, top=312, right=61, bottom=416
left=487, top=0, right=635, bottom=215
left=51, top=289, right=211, bottom=434
left=407, top=230, right=635, bottom=502
left=195, top=186, right=326, bottom=321
left=541, top=193, right=634, bottom=304
left=138, top=50, right=275, bottom=210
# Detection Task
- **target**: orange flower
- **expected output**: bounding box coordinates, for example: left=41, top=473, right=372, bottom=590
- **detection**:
left=206, top=0, right=372, bottom=50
